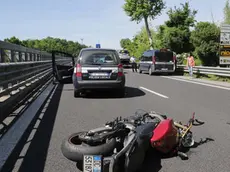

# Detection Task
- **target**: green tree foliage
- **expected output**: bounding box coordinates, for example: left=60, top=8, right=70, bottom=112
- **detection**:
left=120, top=27, right=156, bottom=58
left=131, top=27, right=152, bottom=57
left=156, top=2, right=197, bottom=54
left=191, top=22, right=220, bottom=66
left=4, top=36, right=87, bottom=56
left=224, top=0, right=230, bottom=24
left=4, top=36, right=24, bottom=46
left=123, top=0, right=166, bottom=48
left=120, top=1, right=223, bottom=66
left=120, top=38, right=132, bottom=49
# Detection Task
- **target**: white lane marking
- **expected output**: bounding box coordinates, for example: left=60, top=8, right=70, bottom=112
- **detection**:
left=139, top=86, right=169, bottom=98
left=161, top=76, right=230, bottom=91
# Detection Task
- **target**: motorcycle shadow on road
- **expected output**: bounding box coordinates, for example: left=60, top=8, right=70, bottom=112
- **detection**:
left=179, top=137, right=215, bottom=155
left=141, top=137, right=215, bottom=172
left=81, top=86, right=146, bottom=99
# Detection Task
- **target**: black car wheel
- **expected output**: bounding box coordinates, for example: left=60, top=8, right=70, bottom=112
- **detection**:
left=74, top=90, right=81, bottom=98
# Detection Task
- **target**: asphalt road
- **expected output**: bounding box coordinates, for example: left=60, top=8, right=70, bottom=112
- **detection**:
left=3, top=70, right=230, bottom=172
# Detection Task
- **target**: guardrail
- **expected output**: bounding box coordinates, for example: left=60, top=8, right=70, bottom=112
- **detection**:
left=0, top=41, right=72, bottom=123
left=0, top=40, right=67, bottom=63
left=0, top=59, right=72, bottom=122
left=177, top=65, right=230, bottom=77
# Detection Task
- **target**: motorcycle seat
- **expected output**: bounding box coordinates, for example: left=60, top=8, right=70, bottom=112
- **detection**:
left=137, top=122, right=157, bottom=140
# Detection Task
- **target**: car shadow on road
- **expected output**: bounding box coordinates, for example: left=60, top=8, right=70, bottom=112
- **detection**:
left=1, top=83, right=63, bottom=172
left=81, top=86, right=146, bottom=99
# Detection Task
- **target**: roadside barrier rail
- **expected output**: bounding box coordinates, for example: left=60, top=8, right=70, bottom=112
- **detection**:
left=0, top=41, right=72, bottom=123
left=0, top=40, right=68, bottom=63
left=177, top=65, right=230, bottom=77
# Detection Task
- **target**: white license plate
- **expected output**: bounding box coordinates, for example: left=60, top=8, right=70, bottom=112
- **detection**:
left=89, top=76, right=110, bottom=79
left=90, top=73, right=109, bottom=76
left=83, top=155, right=102, bottom=172
left=161, top=68, right=168, bottom=70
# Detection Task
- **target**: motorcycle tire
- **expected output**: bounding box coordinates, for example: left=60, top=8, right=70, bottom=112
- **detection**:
left=61, top=132, right=117, bottom=162
left=181, top=131, right=195, bottom=148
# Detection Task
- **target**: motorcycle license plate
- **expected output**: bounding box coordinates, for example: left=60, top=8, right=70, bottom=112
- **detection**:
left=83, top=155, right=103, bottom=172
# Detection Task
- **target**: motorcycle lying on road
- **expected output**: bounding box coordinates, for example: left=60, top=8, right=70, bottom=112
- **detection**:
left=61, top=109, right=204, bottom=172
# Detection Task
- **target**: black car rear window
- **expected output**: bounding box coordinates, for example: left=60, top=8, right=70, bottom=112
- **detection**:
left=155, top=51, right=173, bottom=62
left=79, top=50, right=119, bottom=65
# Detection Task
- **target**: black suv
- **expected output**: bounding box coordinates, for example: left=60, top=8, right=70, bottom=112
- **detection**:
left=72, top=48, right=126, bottom=97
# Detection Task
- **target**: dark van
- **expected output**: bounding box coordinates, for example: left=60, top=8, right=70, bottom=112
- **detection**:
left=138, top=49, right=176, bottom=75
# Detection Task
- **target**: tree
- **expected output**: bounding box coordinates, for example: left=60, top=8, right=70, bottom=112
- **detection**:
left=123, top=0, right=166, bottom=48
left=224, top=0, right=230, bottom=24
left=191, top=22, right=220, bottom=66
left=120, top=38, right=132, bottom=49
left=4, top=36, right=88, bottom=56
left=4, top=36, right=24, bottom=46
left=119, top=26, right=157, bottom=58
left=131, top=26, right=152, bottom=57
left=156, top=2, right=197, bottom=54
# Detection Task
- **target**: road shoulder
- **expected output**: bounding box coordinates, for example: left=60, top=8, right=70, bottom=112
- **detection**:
left=162, top=75, right=230, bottom=89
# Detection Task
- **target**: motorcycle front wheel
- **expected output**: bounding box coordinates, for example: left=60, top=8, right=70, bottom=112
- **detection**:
left=181, top=131, right=195, bottom=148
left=61, top=131, right=117, bottom=162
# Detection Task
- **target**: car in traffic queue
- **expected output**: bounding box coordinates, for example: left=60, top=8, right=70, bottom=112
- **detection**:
left=72, top=48, right=126, bottom=97
left=138, top=49, right=177, bottom=75
left=117, top=49, right=131, bottom=67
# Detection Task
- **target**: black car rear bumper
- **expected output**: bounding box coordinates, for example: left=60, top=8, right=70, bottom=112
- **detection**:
left=73, top=76, right=125, bottom=90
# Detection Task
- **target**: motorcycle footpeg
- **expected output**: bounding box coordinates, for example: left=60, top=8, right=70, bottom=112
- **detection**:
left=177, top=151, right=188, bottom=160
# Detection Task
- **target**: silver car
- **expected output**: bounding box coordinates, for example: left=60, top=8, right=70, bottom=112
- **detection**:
left=72, top=48, right=126, bottom=97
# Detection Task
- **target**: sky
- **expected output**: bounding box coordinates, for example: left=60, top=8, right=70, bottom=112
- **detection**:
left=0, top=0, right=227, bottom=49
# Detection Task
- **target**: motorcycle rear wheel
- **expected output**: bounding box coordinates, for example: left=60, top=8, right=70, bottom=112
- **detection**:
left=61, top=132, right=117, bottom=162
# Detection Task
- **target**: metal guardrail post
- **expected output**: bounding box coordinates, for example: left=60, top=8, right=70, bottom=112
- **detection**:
left=0, top=48, right=5, bottom=63
left=18, top=52, right=22, bottom=62
left=10, top=50, right=15, bottom=62
left=25, top=52, right=28, bottom=61
left=29, top=53, right=32, bottom=61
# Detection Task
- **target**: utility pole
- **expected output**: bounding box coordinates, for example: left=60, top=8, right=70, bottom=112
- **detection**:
left=211, top=8, right=215, bottom=23
left=80, top=38, right=84, bottom=45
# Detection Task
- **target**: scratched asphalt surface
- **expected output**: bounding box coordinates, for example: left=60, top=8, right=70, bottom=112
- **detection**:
left=3, top=70, right=230, bottom=172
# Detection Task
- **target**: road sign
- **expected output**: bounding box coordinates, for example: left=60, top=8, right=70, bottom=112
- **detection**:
left=220, top=24, right=230, bottom=65
left=96, top=44, right=101, bottom=48
left=220, top=32, right=230, bottom=45
left=220, top=45, right=230, bottom=64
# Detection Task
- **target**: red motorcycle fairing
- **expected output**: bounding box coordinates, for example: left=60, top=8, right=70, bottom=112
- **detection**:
left=150, top=119, right=178, bottom=154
